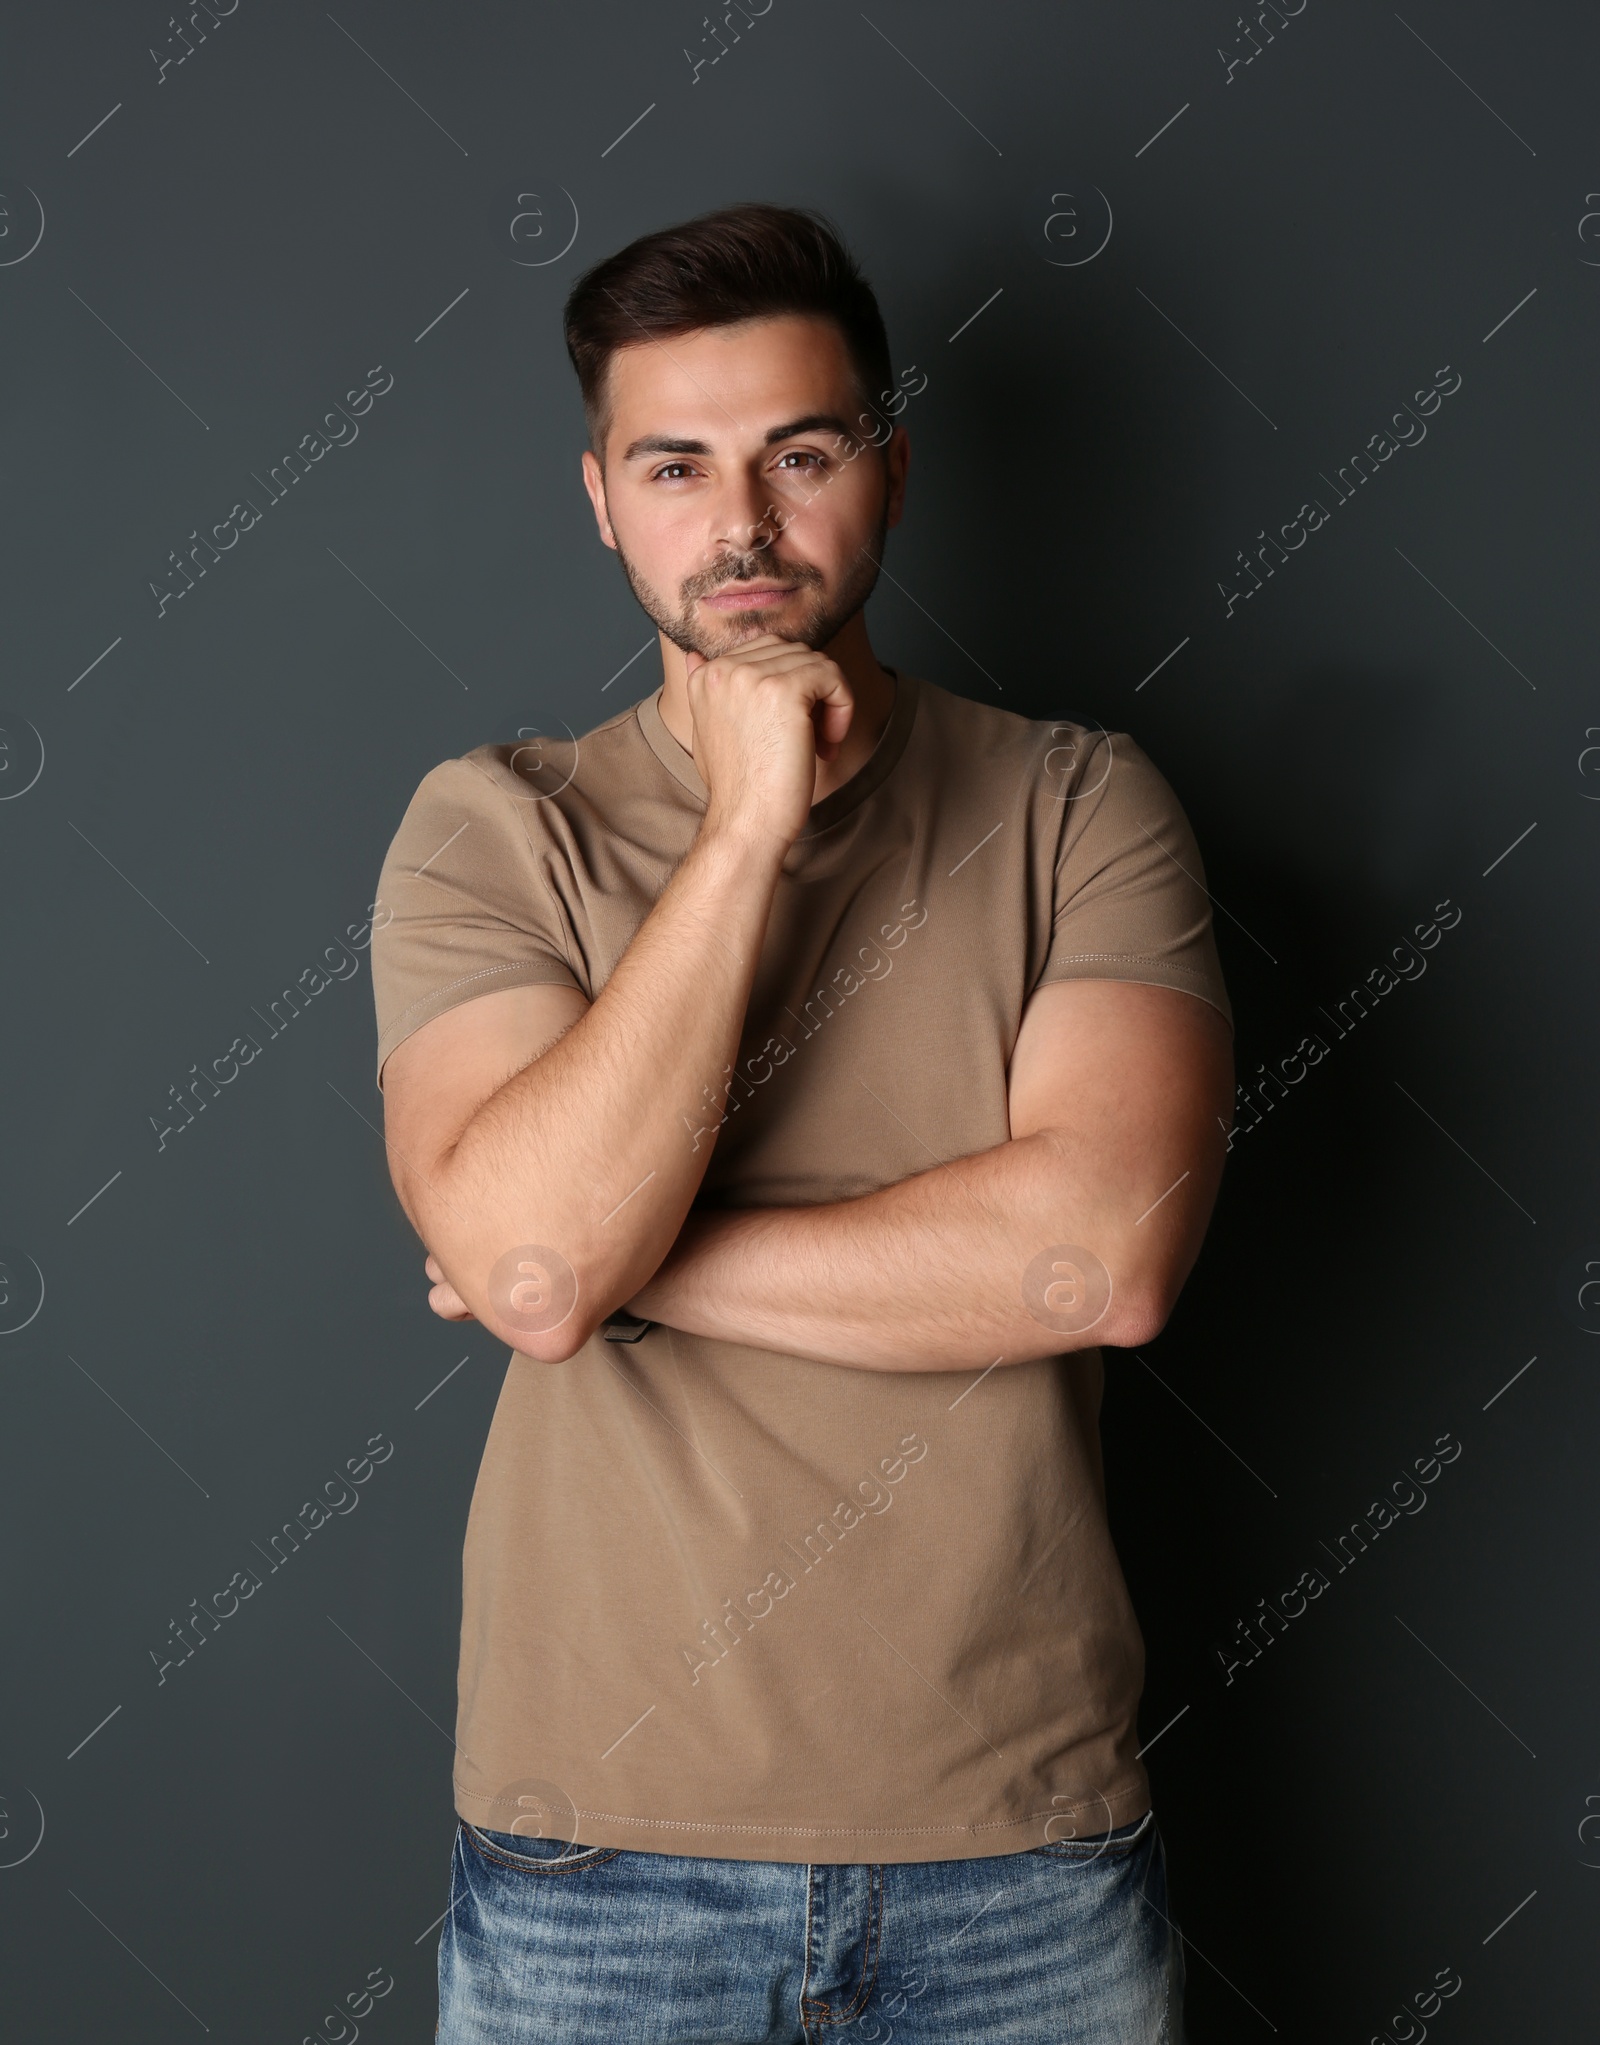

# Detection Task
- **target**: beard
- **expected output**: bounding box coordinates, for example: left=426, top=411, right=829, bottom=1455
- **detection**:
left=613, top=506, right=889, bottom=661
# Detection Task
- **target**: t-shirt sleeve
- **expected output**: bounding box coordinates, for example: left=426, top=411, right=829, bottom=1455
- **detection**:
left=370, top=753, right=585, bottom=1088
left=1033, top=729, right=1233, bottom=1029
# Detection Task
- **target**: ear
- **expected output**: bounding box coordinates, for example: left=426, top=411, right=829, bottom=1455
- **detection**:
left=884, top=426, right=910, bottom=531
left=580, top=449, right=618, bottom=552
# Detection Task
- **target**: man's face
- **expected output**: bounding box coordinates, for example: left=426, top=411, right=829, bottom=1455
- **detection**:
left=580, top=314, right=908, bottom=661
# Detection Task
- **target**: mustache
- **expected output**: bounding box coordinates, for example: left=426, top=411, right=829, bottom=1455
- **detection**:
left=682, top=554, right=826, bottom=603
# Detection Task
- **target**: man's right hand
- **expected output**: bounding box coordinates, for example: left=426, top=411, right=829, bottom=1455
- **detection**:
left=382, top=658, right=808, bottom=1358
left=684, top=635, right=854, bottom=850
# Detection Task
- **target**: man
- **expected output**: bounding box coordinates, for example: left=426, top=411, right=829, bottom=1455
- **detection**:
left=372, top=202, right=1234, bottom=2043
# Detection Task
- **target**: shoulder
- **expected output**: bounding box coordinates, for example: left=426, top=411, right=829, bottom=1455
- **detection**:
left=912, top=680, right=1173, bottom=811
left=912, top=675, right=1039, bottom=755
left=378, top=752, right=525, bottom=868
left=913, top=677, right=1129, bottom=772
left=397, top=693, right=646, bottom=817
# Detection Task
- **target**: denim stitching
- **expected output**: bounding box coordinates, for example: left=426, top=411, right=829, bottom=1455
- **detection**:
left=800, top=1863, right=885, bottom=2026
left=1028, top=1808, right=1154, bottom=1861
left=799, top=1866, right=817, bottom=2045
left=461, top=1824, right=623, bottom=1876
left=838, top=1863, right=884, bottom=2022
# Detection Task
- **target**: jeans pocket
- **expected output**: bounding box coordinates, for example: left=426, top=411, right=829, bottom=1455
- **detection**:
left=1028, top=1806, right=1156, bottom=1861
left=461, top=1821, right=621, bottom=1874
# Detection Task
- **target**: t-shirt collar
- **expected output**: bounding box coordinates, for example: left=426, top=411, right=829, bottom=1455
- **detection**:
left=634, top=665, right=919, bottom=840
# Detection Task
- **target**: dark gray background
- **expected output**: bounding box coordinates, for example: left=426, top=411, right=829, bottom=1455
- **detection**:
left=3, top=0, right=1597, bottom=2036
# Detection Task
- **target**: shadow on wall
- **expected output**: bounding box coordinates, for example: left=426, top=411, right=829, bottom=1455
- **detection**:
left=873, top=218, right=1461, bottom=979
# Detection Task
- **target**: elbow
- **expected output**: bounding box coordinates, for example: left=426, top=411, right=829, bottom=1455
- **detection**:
left=1100, top=1227, right=1209, bottom=1349
left=489, top=1292, right=601, bottom=1357
left=1101, top=1277, right=1173, bottom=1351
left=471, top=1238, right=597, bottom=1364
left=487, top=1313, right=592, bottom=1366
left=529, top=1329, right=591, bottom=1365
left=458, top=1234, right=649, bottom=1364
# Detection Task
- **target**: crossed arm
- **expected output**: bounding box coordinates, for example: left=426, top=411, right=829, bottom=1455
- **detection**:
left=399, top=975, right=1234, bottom=1373
left=626, top=978, right=1233, bottom=1368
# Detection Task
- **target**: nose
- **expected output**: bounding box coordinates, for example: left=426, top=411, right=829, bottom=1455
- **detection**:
left=710, top=465, right=779, bottom=558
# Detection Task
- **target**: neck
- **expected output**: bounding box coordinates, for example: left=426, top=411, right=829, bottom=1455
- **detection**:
left=654, top=612, right=896, bottom=806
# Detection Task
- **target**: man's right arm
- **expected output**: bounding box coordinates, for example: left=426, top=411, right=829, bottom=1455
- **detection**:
left=380, top=815, right=785, bottom=1363
left=379, top=633, right=853, bottom=1364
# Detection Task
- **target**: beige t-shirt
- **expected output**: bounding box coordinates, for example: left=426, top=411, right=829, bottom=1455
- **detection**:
left=371, top=669, right=1231, bottom=1863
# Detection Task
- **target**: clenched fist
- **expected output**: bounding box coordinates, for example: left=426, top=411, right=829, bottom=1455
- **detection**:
left=684, top=634, right=854, bottom=851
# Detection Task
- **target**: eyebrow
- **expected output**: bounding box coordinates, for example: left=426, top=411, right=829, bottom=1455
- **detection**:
left=620, top=413, right=864, bottom=462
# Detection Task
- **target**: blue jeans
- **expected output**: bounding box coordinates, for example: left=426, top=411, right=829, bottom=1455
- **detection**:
left=437, top=1808, right=1186, bottom=2042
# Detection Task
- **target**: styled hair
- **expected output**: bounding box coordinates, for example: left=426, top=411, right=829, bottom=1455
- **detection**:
left=563, top=202, right=893, bottom=456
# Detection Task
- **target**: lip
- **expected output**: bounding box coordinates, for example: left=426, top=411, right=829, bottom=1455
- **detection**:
left=701, top=583, right=798, bottom=609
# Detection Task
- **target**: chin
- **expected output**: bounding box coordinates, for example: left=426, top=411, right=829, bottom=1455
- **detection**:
left=687, top=616, right=773, bottom=659
left=711, top=600, right=833, bottom=656
left=719, top=611, right=787, bottom=643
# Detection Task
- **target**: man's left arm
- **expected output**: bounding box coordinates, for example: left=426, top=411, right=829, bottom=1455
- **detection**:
left=624, top=978, right=1234, bottom=1372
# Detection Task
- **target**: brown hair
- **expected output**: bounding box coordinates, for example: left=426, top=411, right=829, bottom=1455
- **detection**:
left=563, top=202, right=894, bottom=457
